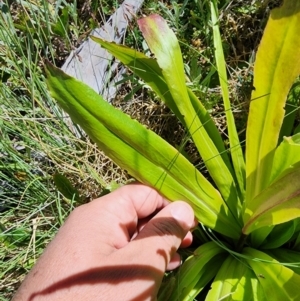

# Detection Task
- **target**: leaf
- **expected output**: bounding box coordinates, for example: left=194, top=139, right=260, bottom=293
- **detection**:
left=292, top=232, right=300, bottom=251
left=137, top=14, right=241, bottom=222
left=244, top=248, right=300, bottom=301
left=278, top=82, right=300, bottom=142
left=51, top=7, right=69, bottom=38
left=269, top=133, right=300, bottom=184
left=249, top=133, right=300, bottom=246
left=246, top=0, right=300, bottom=203
left=206, top=256, right=266, bottom=301
left=53, top=173, right=81, bottom=202
left=157, top=275, right=177, bottom=301
left=0, top=225, right=30, bottom=248
left=161, top=241, right=227, bottom=301
left=90, top=38, right=184, bottom=123
left=92, top=36, right=233, bottom=173
left=187, top=88, right=233, bottom=170
left=292, top=223, right=300, bottom=250
left=266, top=248, right=300, bottom=275
left=261, top=221, right=296, bottom=249
left=45, top=62, right=241, bottom=239
left=294, top=124, right=300, bottom=135
left=210, top=0, right=245, bottom=200
left=243, top=164, right=300, bottom=235
left=249, top=275, right=269, bottom=301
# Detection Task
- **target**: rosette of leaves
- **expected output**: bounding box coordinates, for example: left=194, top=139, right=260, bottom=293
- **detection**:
left=45, top=0, right=300, bottom=299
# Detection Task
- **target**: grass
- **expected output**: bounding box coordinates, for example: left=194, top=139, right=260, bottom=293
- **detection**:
left=0, top=0, right=280, bottom=299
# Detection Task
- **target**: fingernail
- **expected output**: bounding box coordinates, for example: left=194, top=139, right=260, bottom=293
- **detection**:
left=170, top=202, right=194, bottom=229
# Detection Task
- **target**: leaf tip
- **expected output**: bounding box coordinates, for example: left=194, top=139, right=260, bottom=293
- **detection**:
left=137, top=14, right=168, bottom=36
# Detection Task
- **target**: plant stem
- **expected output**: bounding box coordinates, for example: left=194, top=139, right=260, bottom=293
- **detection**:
left=236, top=233, right=248, bottom=252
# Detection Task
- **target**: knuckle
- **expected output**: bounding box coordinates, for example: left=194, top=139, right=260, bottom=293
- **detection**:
left=151, top=218, right=183, bottom=240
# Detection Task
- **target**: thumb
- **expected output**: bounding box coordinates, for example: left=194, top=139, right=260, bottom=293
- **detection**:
left=128, top=201, right=195, bottom=273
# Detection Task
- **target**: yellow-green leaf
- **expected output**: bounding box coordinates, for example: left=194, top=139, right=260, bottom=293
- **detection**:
left=269, top=133, right=300, bottom=184
left=163, top=241, right=227, bottom=301
left=246, top=0, right=300, bottom=204
left=206, top=256, right=266, bottom=301
left=138, top=14, right=241, bottom=222
left=91, top=37, right=229, bottom=165
left=244, top=248, right=300, bottom=300
left=243, top=164, right=300, bottom=235
left=266, top=248, right=300, bottom=275
left=45, top=62, right=240, bottom=239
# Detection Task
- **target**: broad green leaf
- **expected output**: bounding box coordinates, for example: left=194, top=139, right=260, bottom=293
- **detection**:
left=294, top=124, right=300, bottom=135
left=210, top=0, right=245, bottom=200
left=246, top=0, right=300, bottom=204
left=251, top=210, right=300, bottom=249
left=291, top=219, right=300, bottom=250
left=162, top=241, right=227, bottom=301
left=137, top=14, right=241, bottom=222
left=249, top=133, right=300, bottom=246
left=206, top=256, right=265, bottom=301
left=188, top=254, right=226, bottom=301
left=45, top=62, right=241, bottom=239
left=269, top=133, right=300, bottom=184
left=266, top=248, right=300, bottom=275
left=278, top=82, right=300, bottom=142
left=292, top=218, right=300, bottom=251
left=249, top=226, right=273, bottom=249
left=89, top=38, right=184, bottom=124
left=249, top=276, right=268, bottom=301
left=261, top=221, right=296, bottom=249
left=293, top=218, right=300, bottom=233
left=244, top=248, right=300, bottom=300
left=293, top=232, right=300, bottom=251
left=91, top=37, right=230, bottom=168
left=243, top=164, right=300, bottom=235
left=187, top=88, right=233, bottom=172
left=157, top=275, right=176, bottom=301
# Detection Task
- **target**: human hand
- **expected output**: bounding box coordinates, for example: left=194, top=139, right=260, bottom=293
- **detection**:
left=13, top=183, right=196, bottom=301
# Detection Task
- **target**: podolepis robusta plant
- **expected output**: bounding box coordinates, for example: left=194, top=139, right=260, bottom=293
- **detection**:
left=45, top=0, right=300, bottom=299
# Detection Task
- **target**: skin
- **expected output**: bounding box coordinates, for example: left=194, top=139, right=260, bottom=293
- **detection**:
left=13, top=183, right=196, bottom=301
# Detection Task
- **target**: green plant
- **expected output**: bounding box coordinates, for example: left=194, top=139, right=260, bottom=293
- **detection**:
left=45, top=0, right=300, bottom=299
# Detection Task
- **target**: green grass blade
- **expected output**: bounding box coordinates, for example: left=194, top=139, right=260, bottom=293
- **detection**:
left=246, top=0, right=300, bottom=203
left=243, top=164, right=300, bottom=235
left=210, top=0, right=246, bottom=199
left=244, top=248, right=300, bottom=300
left=137, top=14, right=241, bottom=222
left=45, top=62, right=241, bottom=239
